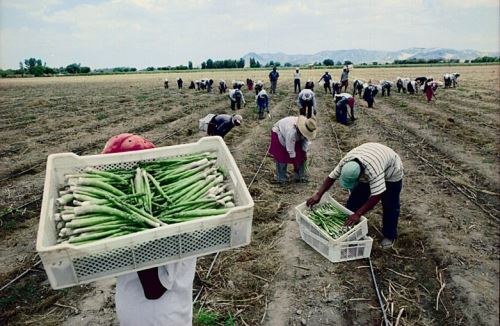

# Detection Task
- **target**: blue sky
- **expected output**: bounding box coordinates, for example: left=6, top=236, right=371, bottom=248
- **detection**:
left=0, top=0, right=498, bottom=69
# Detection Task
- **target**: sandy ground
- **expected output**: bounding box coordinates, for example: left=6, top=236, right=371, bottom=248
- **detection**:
left=0, top=66, right=498, bottom=325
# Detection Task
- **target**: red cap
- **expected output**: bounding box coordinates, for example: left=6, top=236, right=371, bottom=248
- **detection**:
left=102, top=133, right=156, bottom=154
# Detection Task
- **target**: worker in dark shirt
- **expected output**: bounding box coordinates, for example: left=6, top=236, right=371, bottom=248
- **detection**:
left=319, top=72, right=332, bottom=94
left=207, top=114, right=243, bottom=138
left=269, top=67, right=279, bottom=94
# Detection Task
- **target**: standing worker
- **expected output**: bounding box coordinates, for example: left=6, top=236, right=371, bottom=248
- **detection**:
left=256, top=89, right=270, bottom=120
left=334, top=93, right=356, bottom=125
left=102, top=134, right=197, bottom=326
left=177, top=77, right=183, bottom=89
left=269, top=115, right=317, bottom=184
left=319, top=71, right=332, bottom=94
left=228, top=88, right=245, bottom=110
left=269, top=67, right=280, bottom=94
left=207, top=114, right=243, bottom=138
left=340, top=66, right=350, bottom=92
left=306, top=142, right=404, bottom=249
left=294, top=68, right=301, bottom=93
left=296, top=88, right=317, bottom=118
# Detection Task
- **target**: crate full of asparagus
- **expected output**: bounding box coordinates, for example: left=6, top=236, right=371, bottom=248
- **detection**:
left=294, top=193, right=371, bottom=263
left=36, top=137, right=254, bottom=289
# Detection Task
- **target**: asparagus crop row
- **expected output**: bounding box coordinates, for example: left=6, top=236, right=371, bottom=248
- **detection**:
left=54, top=152, right=235, bottom=245
left=305, top=203, right=351, bottom=239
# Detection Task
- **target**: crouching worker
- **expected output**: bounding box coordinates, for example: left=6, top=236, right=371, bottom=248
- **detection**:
left=306, top=142, right=403, bottom=249
left=334, top=93, right=355, bottom=125
left=164, top=78, right=169, bottom=89
left=219, top=80, right=227, bottom=93
left=297, top=88, right=317, bottom=118
left=424, top=80, right=438, bottom=102
left=207, top=114, right=243, bottom=138
left=269, top=116, right=317, bottom=184
left=228, top=88, right=246, bottom=110
left=254, top=80, right=264, bottom=95
left=102, top=133, right=197, bottom=326
left=256, top=89, right=270, bottom=119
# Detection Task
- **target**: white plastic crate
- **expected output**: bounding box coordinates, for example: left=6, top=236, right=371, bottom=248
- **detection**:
left=299, top=228, right=373, bottom=263
left=198, top=113, right=216, bottom=132
left=294, top=193, right=368, bottom=243
left=36, top=137, right=254, bottom=289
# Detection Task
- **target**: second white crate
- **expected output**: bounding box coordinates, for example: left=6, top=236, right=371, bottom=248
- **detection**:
left=294, top=193, right=368, bottom=243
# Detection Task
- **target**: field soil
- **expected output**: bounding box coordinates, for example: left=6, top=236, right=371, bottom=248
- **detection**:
left=0, top=66, right=498, bottom=325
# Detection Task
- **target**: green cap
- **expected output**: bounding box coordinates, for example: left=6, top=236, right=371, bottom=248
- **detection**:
left=339, top=161, right=361, bottom=189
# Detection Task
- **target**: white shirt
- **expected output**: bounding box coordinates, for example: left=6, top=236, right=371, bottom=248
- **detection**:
left=296, top=89, right=317, bottom=110
left=228, top=89, right=245, bottom=103
left=272, top=116, right=310, bottom=158
left=294, top=72, right=301, bottom=79
left=116, top=258, right=197, bottom=326
left=329, top=143, right=403, bottom=195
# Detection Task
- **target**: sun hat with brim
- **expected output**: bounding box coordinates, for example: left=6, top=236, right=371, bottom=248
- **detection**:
left=339, top=161, right=361, bottom=189
left=102, top=133, right=155, bottom=154
left=232, top=114, right=243, bottom=125
left=297, top=116, right=317, bottom=140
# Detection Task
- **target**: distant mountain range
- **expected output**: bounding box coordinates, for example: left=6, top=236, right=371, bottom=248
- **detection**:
left=243, top=48, right=498, bottom=65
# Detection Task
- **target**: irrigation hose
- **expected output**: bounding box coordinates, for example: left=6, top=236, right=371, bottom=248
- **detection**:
left=369, top=257, right=389, bottom=326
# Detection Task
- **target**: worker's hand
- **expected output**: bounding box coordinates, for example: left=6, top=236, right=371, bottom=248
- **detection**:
left=345, top=213, right=361, bottom=226
left=306, top=193, right=322, bottom=207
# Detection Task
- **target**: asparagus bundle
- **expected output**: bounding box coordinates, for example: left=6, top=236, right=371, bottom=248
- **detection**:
left=306, top=203, right=351, bottom=239
left=53, top=152, right=235, bottom=245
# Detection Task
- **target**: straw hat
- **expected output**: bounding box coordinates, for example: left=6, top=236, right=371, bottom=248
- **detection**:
left=297, top=116, right=317, bottom=140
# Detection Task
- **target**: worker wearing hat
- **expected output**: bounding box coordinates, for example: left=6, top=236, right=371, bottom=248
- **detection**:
left=207, top=114, right=243, bottom=139
left=102, top=133, right=196, bottom=325
left=306, top=142, right=403, bottom=248
left=269, top=115, right=317, bottom=184
left=296, top=88, right=317, bottom=118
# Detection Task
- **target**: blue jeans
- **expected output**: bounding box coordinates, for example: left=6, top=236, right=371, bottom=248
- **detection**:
left=276, top=162, right=305, bottom=183
left=346, top=180, right=402, bottom=240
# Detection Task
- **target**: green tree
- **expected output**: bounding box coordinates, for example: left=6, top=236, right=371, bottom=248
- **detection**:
left=323, top=59, right=334, bottom=66
left=188, top=61, right=193, bottom=69
left=66, top=63, right=81, bottom=74
left=206, top=59, right=214, bottom=69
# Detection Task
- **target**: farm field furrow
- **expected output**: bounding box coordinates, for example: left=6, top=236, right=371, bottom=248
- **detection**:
left=0, top=66, right=498, bottom=326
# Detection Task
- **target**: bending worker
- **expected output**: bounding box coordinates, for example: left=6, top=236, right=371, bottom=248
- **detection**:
left=296, top=88, right=317, bottom=118
left=269, top=115, right=317, bottom=184
left=228, top=88, right=245, bottom=110
left=207, top=114, right=243, bottom=138
left=334, top=93, right=355, bottom=125
left=306, top=142, right=403, bottom=249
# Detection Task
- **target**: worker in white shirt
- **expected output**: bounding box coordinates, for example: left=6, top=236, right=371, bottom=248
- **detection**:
left=102, top=134, right=197, bottom=326
left=296, top=88, right=317, bottom=118
left=228, top=88, right=246, bottom=110
left=294, top=68, right=301, bottom=93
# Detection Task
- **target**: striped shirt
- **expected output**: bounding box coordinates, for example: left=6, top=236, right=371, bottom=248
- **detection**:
left=329, top=143, right=403, bottom=195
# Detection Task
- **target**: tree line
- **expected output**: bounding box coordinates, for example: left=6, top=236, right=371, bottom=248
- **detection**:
left=2, top=55, right=498, bottom=78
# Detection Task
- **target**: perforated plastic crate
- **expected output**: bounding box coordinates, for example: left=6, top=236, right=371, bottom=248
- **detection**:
left=36, top=137, right=254, bottom=289
left=294, top=193, right=368, bottom=243
left=299, top=229, right=373, bottom=263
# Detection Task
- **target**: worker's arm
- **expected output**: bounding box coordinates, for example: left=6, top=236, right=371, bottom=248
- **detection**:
left=345, top=194, right=382, bottom=226
left=306, top=176, right=335, bottom=206
left=137, top=268, right=167, bottom=300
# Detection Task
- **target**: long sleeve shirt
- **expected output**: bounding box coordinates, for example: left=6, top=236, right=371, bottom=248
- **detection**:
left=271, top=116, right=310, bottom=158
left=296, top=89, right=317, bottom=110
left=341, top=70, right=349, bottom=81
left=294, top=72, right=301, bottom=80
left=211, top=114, right=236, bottom=137
left=228, top=89, right=245, bottom=103
left=269, top=71, right=279, bottom=82
left=328, top=143, right=404, bottom=195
